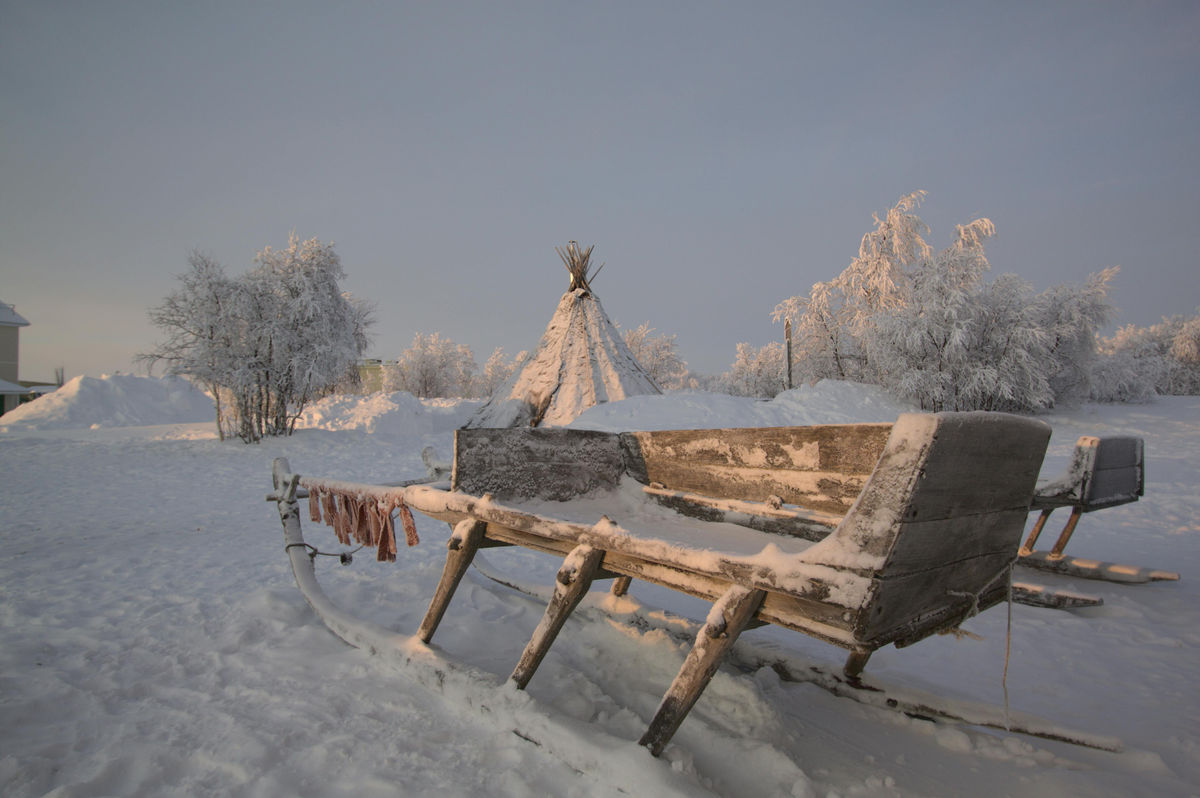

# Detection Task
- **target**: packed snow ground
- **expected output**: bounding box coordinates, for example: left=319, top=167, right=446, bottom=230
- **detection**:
left=2, top=375, right=1197, bottom=797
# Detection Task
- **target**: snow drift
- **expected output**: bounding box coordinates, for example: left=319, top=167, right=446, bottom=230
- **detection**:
left=0, top=374, right=215, bottom=431
left=2, top=379, right=1197, bottom=798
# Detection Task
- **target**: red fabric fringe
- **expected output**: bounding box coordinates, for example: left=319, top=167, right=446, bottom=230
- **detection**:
left=397, top=499, right=419, bottom=548
left=308, top=489, right=322, bottom=524
left=306, top=485, right=417, bottom=561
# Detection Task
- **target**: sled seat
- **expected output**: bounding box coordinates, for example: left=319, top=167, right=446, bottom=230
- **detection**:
left=1021, top=435, right=1143, bottom=557
left=404, top=411, right=1050, bottom=755
left=1018, top=435, right=1175, bottom=582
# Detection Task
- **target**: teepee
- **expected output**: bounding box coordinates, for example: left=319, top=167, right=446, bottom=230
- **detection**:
left=465, top=243, right=661, bottom=428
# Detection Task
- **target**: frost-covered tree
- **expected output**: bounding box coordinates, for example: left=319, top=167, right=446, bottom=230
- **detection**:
left=1093, top=311, right=1200, bottom=399
left=385, top=333, right=477, bottom=398
left=868, top=221, right=1065, bottom=411
left=623, top=322, right=688, bottom=390
left=139, top=252, right=240, bottom=438
left=1029, top=267, right=1118, bottom=405
left=476, top=347, right=527, bottom=398
left=141, top=236, right=372, bottom=442
left=867, top=221, right=1116, bottom=412
left=722, top=341, right=787, bottom=398
left=774, top=191, right=1122, bottom=411
left=774, top=191, right=931, bottom=382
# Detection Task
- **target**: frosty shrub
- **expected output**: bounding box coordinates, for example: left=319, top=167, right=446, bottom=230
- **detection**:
left=774, top=191, right=931, bottom=384
left=384, top=333, right=478, bottom=398
left=1092, top=312, right=1200, bottom=399
left=722, top=341, right=787, bottom=398
left=476, top=347, right=527, bottom=398
left=141, top=236, right=372, bottom=442
left=776, top=192, right=1118, bottom=411
left=623, top=322, right=688, bottom=390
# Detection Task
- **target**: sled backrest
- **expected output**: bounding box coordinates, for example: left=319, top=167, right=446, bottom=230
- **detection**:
left=1036, top=435, right=1145, bottom=512
left=821, top=413, right=1052, bottom=648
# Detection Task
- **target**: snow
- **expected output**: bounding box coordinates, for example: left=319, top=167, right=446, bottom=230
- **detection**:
left=2, top=380, right=1198, bottom=797
left=0, top=374, right=216, bottom=431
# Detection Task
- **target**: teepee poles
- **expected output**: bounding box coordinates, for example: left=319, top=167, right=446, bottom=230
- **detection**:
left=556, top=241, right=604, bottom=293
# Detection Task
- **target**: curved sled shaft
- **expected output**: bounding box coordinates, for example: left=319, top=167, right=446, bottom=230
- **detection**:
left=270, top=458, right=415, bottom=655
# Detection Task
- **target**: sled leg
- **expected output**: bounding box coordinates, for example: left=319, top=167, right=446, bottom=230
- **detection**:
left=843, top=650, right=872, bottom=680
left=639, top=585, right=765, bottom=757
left=417, top=519, right=487, bottom=643
left=1020, top=508, right=1053, bottom=555
left=510, top=544, right=606, bottom=689
left=610, top=575, right=633, bottom=597
left=1048, top=507, right=1084, bottom=559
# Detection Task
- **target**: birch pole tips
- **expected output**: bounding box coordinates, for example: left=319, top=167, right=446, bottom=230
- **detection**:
left=556, top=241, right=604, bottom=294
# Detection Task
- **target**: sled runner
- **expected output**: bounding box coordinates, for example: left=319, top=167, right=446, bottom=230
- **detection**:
left=270, top=411, right=1066, bottom=756
left=1019, top=435, right=1180, bottom=583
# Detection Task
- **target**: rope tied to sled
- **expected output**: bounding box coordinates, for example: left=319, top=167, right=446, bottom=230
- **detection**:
left=303, top=482, right=420, bottom=562
left=947, top=563, right=1016, bottom=730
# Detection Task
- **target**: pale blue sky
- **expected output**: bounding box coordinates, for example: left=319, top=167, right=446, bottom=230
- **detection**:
left=3, top=1, right=1197, bottom=381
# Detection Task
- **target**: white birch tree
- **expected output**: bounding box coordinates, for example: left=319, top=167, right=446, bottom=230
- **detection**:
left=623, top=322, right=688, bottom=390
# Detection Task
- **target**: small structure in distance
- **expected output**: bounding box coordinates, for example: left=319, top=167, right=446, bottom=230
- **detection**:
left=464, top=242, right=660, bottom=428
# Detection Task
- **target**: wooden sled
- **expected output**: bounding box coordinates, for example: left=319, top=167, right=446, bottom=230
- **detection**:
left=270, top=411, right=1066, bottom=756
left=1019, top=435, right=1180, bottom=584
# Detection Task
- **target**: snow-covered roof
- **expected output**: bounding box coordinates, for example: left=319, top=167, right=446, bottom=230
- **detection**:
left=0, top=302, right=30, bottom=327
left=0, top=377, right=27, bottom=395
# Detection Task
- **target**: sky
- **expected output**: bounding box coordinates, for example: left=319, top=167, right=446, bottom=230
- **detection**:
left=2, top=1, right=1198, bottom=382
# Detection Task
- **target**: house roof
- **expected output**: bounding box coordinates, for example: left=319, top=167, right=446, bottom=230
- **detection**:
left=0, top=377, right=28, bottom=394
left=0, top=302, right=30, bottom=327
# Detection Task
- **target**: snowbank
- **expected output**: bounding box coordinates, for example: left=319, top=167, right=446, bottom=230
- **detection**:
left=2, top=379, right=1197, bottom=797
left=296, top=392, right=483, bottom=435
left=0, top=374, right=215, bottom=431
left=570, top=380, right=913, bottom=431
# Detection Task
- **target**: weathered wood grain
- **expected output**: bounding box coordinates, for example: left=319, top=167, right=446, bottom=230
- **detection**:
left=624, top=424, right=892, bottom=514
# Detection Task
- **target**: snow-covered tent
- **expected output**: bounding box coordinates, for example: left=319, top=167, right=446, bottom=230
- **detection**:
left=465, top=243, right=660, bottom=428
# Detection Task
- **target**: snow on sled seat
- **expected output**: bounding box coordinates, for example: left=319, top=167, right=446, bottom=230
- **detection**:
left=409, top=411, right=1051, bottom=755
left=1019, top=435, right=1178, bottom=583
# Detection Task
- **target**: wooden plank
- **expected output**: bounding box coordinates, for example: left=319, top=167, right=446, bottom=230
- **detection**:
left=1091, top=436, right=1142, bottom=471
left=641, top=485, right=840, bottom=542
left=1084, top=466, right=1142, bottom=509
left=883, top=508, right=1031, bottom=573
left=899, top=415, right=1051, bottom=520
left=623, top=425, right=891, bottom=513
left=1018, top=551, right=1179, bottom=583
left=861, top=550, right=1018, bottom=645
left=1010, top=582, right=1104, bottom=609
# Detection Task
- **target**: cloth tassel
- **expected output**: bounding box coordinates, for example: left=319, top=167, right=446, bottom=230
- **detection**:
left=307, top=485, right=415, bottom=559
left=322, top=492, right=338, bottom=532
left=366, top=504, right=381, bottom=548
left=350, top=496, right=369, bottom=546
left=376, top=502, right=398, bottom=562
left=335, top=494, right=353, bottom=545
left=397, top=499, right=419, bottom=547
left=308, top=488, right=323, bottom=524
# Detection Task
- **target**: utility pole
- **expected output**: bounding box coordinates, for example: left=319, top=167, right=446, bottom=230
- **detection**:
left=785, top=318, right=793, bottom=390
